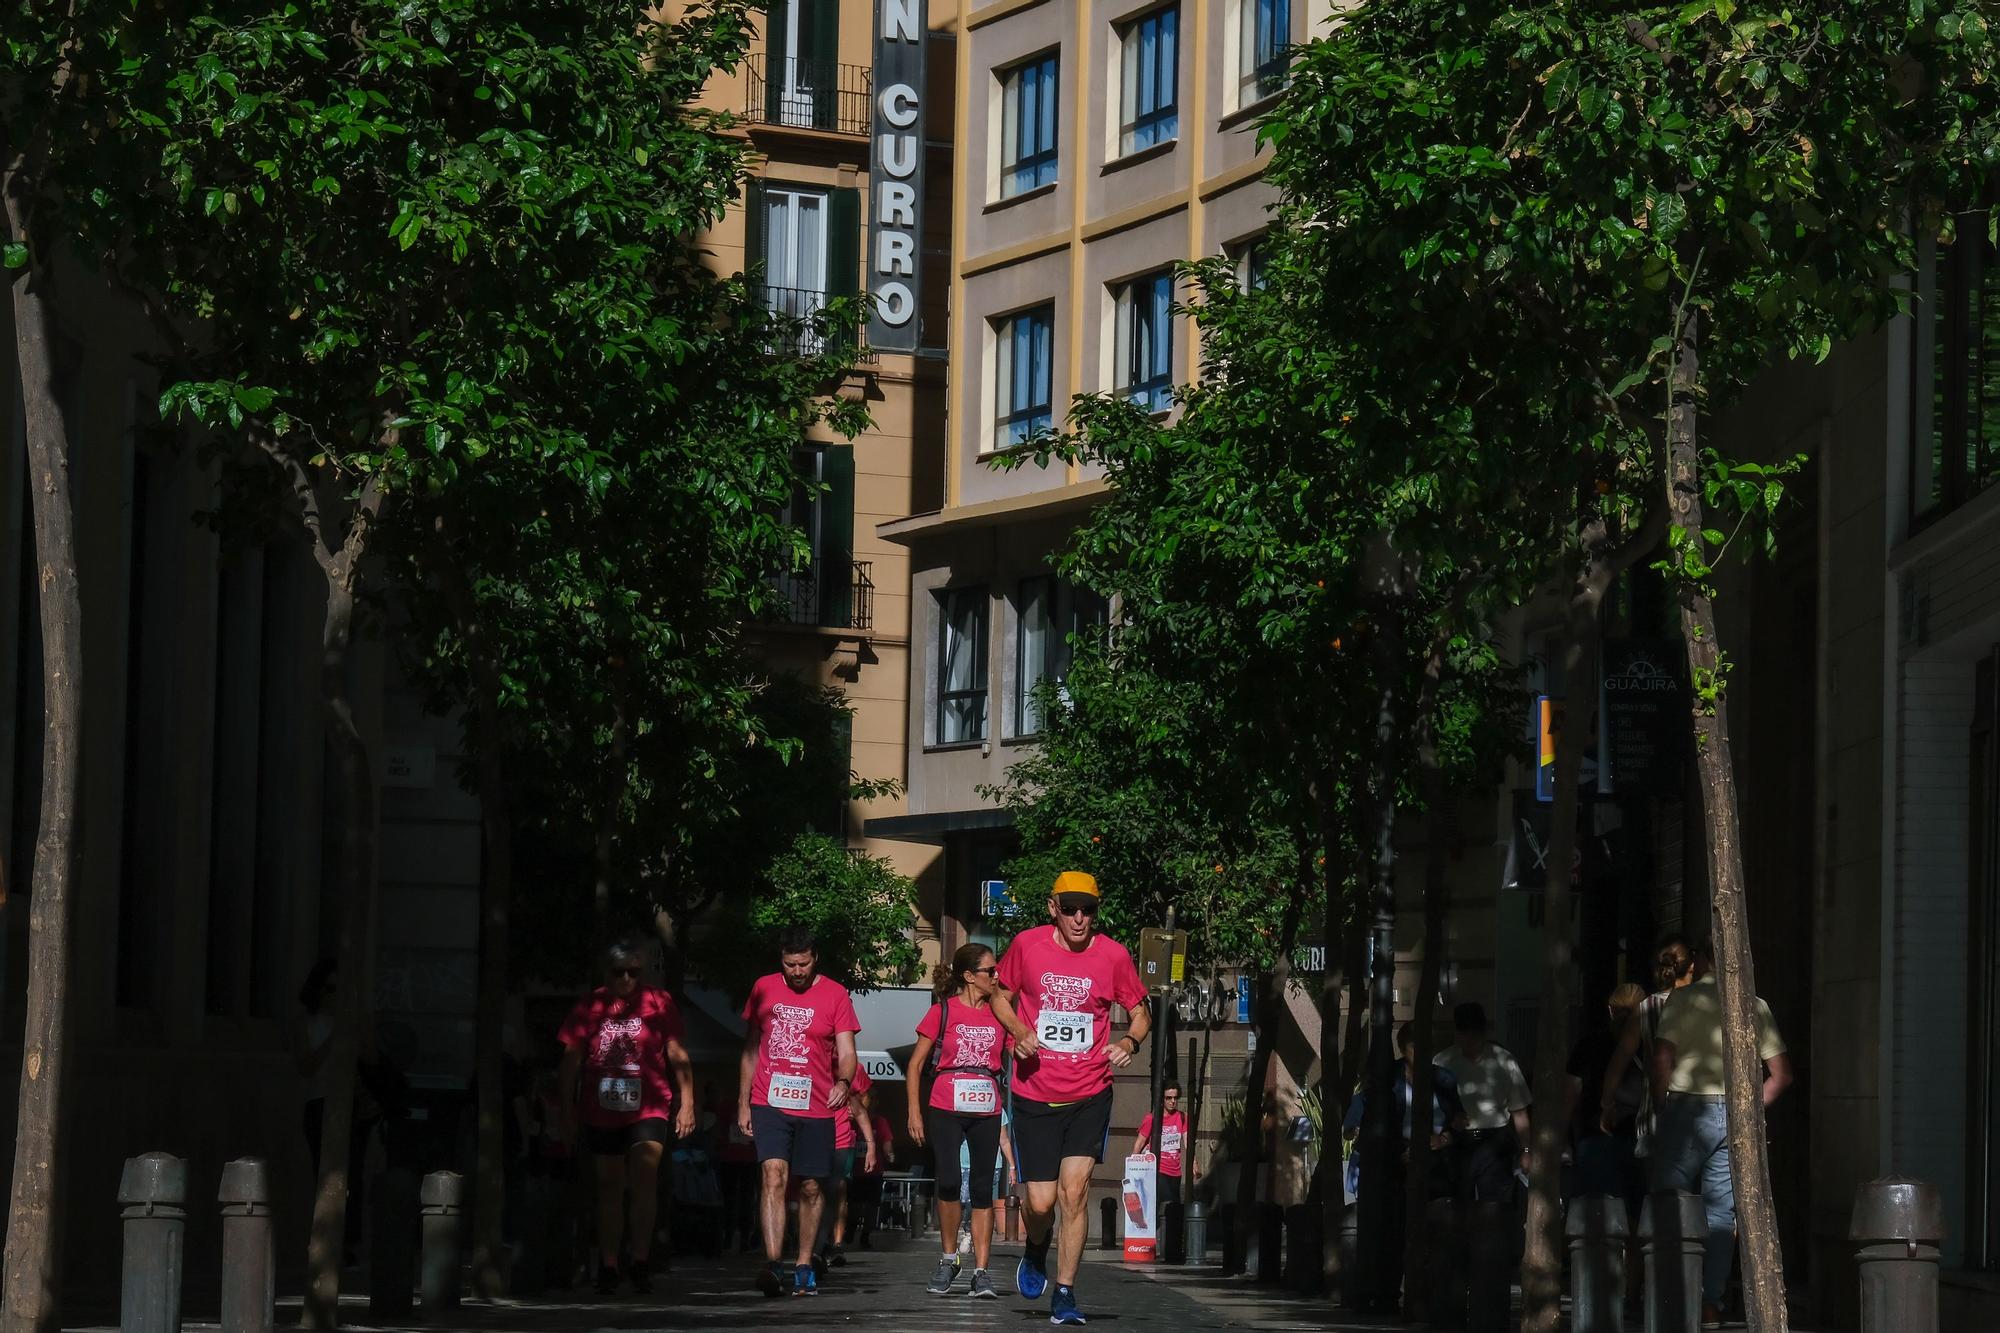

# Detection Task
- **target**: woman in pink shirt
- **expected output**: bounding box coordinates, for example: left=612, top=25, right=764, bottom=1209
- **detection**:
left=557, top=939, right=694, bottom=1295
left=908, top=942, right=1009, bottom=1298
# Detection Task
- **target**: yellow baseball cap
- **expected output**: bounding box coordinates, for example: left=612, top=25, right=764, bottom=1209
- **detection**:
left=1052, top=870, right=1100, bottom=900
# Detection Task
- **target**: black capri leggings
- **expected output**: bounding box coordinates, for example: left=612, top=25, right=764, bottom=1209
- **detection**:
left=926, top=1104, right=1003, bottom=1208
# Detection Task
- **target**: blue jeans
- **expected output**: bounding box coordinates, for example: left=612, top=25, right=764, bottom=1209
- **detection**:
left=1650, top=1096, right=1735, bottom=1306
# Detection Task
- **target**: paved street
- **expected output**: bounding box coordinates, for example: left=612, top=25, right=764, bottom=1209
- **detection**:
left=70, top=1240, right=1404, bottom=1332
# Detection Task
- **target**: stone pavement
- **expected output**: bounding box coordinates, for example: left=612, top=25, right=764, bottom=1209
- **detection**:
left=70, top=1239, right=1407, bottom=1331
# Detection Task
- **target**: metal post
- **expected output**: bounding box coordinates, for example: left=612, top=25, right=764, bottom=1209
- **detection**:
left=1255, top=1201, right=1284, bottom=1285
left=1282, top=1202, right=1317, bottom=1292
left=1566, top=1196, right=1628, bottom=1333
left=510, top=1170, right=550, bottom=1297
left=1850, top=1177, right=1944, bottom=1333
left=1464, top=1200, right=1512, bottom=1333
left=218, top=1158, right=274, bottom=1333
left=1185, top=1200, right=1208, bottom=1265
left=1423, top=1197, right=1467, bottom=1328
left=1099, top=1195, right=1117, bottom=1249
left=119, top=1152, right=187, bottom=1333
left=1639, top=1190, right=1705, bottom=1333
left=1161, top=1200, right=1185, bottom=1264
left=419, top=1170, right=465, bottom=1313
left=370, top=1167, right=418, bottom=1319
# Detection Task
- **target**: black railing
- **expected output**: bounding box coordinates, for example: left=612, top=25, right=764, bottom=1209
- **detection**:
left=761, top=284, right=873, bottom=362
left=746, top=55, right=872, bottom=135
left=772, top=559, right=874, bottom=630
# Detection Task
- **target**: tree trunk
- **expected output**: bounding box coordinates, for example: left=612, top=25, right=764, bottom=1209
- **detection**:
left=301, top=482, right=386, bottom=1332
left=1231, top=890, right=1302, bottom=1272
left=1354, top=548, right=1409, bottom=1303
left=1667, top=309, right=1787, bottom=1333
left=1403, top=632, right=1455, bottom=1323
left=1314, top=794, right=1348, bottom=1302
left=428, top=525, right=514, bottom=1302
left=592, top=670, right=629, bottom=943
left=1, top=173, right=85, bottom=1333
left=1519, top=589, right=1600, bottom=1333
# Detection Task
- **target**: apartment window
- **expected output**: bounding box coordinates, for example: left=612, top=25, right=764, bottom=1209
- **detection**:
left=995, top=304, right=1055, bottom=448
left=1015, top=578, right=1110, bottom=736
left=1000, top=53, right=1060, bottom=198
left=1115, top=269, right=1175, bottom=414
left=745, top=180, right=860, bottom=354
left=1119, top=6, right=1179, bottom=157
left=1238, top=0, right=1290, bottom=106
left=763, top=0, right=842, bottom=130
left=935, top=587, right=990, bottom=745
left=1912, top=204, right=2000, bottom=525
left=773, top=445, right=859, bottom=627
left=1230, top=236, right=1270, bottom=291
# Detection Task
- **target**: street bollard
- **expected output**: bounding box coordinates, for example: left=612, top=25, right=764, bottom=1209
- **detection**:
left=1186, top=1200, right=1209, bottom=1265
left=1218, top=1204, right=1245, bottom=1275
left=218, top=1158, right=274, bottom=1333
left=1639, top=1191, right=1705, bottom=1333
left=1464, top=1200, right=1512, bottom=1333
left=1566, top=1196, right=1628, bottom=1333
left=1424, top=1197, right=1467, bottom=1329
left=906, top=1183, right=926, bottom=1239
left=119, top=1153, right=187, bottom=1333
left=419, top=1171, right=465, bottom=1314
left=510, top=1171, right=550, bottom=1297
left=1161, top=1199, right=1185, bottom=1265
left=1850, top=1177, right=1945, bottom=1333
left=371, top=1167, right=418, bottom=1319
left=1100, top=1195, right=1117, bottom=1249
left=1255, top=1202, right=1284, bottom=1285
left=1283, top=1204, right=1318, bottom=1292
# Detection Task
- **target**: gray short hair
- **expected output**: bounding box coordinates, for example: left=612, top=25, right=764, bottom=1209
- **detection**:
left=602, top=936, right=651, bottom=973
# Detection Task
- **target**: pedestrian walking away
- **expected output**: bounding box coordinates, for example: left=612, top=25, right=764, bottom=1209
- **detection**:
left=1598, top=934, right=1695, bottom=1155
left=1341, top=1022, right=1461, bottom=1311
left=737, top=926, right=861, bottom=1298
left=557, top=938, right=697, bottom=1296
left=1133, top=1080, right=1196, bottom=1211
left=812, top=1064, right=876, bottom=1270
left=991, top=870, right=1151, bottom=1326
left=908, top=942, right=1011, bottom=1299
left=1648, top=940, right=1792, bottom=1329
left=1432, top=1002, right=1532, bottom=1206
left=1569, top=982, right=1649, bottom=1223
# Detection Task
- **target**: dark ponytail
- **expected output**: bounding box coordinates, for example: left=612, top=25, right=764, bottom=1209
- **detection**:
left=934, top=942, right=993, bottom=1001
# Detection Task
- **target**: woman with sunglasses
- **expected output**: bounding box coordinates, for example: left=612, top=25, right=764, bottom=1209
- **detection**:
left=908, top=942, right=1009, bottom=1298
left=558, top=938, right=695, bottom=1295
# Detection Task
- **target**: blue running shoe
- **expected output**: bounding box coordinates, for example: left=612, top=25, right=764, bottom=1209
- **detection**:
left=1015, top=1251, right=1048, bottom=1301
left=792, top=1264, right=819, bottom=1296
left=1049, top=1284, right=1087, bottom=1325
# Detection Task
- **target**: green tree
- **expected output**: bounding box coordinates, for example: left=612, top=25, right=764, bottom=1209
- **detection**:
left=730, top=833, right=922, bottom=997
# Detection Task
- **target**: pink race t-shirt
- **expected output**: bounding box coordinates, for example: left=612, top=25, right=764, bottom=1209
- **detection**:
left=996, top=927, right=1148, bottom=1104
left=557, top=986, right=685, bottom=1129
left=1137, top=1109, right=1188, bottom=1177
left=916, top=996, right=1008, bottom=1116
left=833, top=1066, right=874, bottom=1150
left=742, top=972, right=860, bottom=1121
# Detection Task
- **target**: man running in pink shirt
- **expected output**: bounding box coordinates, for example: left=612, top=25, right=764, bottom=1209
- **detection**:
left=737, top=927, right=860, bottom=1297
left=991, top=871, right=1151, bottom=1326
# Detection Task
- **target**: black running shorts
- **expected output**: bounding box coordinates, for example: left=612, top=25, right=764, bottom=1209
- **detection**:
left=751, top=1104, right=835, bottom=1180
left=1010, top=1089, right=1113, bottom=1183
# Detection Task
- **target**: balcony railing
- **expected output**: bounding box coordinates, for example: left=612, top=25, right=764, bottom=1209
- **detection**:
left=761, top=284, right=874, bottom=363
left=746, top=55, right=872, bottom=136
left=771, top=559, right=874, bottom=631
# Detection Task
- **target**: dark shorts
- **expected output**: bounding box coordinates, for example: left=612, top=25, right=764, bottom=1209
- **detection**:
left=829, top=1146, right=857, bottom=1182
left=585, top=1116, right=672, bottom=1157
left=1011, top=1089, right=1113, bottom=1183
left=751, top=1104, right=835, bottom=1180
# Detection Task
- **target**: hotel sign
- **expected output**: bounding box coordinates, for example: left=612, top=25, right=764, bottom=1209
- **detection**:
left=868, top=0, right=926, bottom=352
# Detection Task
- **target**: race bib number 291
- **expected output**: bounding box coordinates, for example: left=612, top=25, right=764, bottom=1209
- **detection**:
left=1038, top=1010, right=1094, bottom=1054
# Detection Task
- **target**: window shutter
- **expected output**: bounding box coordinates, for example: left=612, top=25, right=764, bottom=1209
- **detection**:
left=819, top=445, right=857, bottom=627
left=809, top=0, right=841, bottom=129
left=828, top=186, right=861, bottom=353
left=743, top=178, right=768, bottom=292
left=765, top=0, right=790, bottom=122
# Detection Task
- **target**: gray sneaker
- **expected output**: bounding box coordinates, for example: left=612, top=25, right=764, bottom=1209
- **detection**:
left=927, top=1255, right=961, bottom=1295
left=969, top=1268, right=998, bottom=1299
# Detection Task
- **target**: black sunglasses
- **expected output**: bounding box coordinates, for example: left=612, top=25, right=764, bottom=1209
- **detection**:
left=1056, top=901, right=1099, bottom=918
left=969, top=966, right=999, bottom=976
left=611, top=967, right=642, bottom=979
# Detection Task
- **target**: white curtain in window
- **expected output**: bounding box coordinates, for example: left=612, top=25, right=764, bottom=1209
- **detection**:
left=1017, top=579, right=1052, bottom=735
left=939, top=591, right=987, bottom=743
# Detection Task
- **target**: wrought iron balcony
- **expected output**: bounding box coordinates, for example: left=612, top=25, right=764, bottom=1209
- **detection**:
left=771, top=559, right=874, bottom=631
left=745, top=55, right=872, bottom=136
left=760, top=284, right=873, bottom=363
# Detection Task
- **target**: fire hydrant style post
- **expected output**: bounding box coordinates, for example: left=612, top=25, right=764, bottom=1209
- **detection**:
left=419, top=1170, right=465, bottom=1313
left=1639, top=1191, right=1705, bottom=1333
left=1566, top=1196, right=1629, bottom=1333
left=118, top=1152, right=188, bottom=1333
left=218, top=1157, right=274, bottom=1333
left=1850, top=1177, right=1945, bottom=1333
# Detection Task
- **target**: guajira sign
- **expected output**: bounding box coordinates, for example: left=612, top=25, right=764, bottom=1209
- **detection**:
left=867, top=0, right=926, bottom=352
